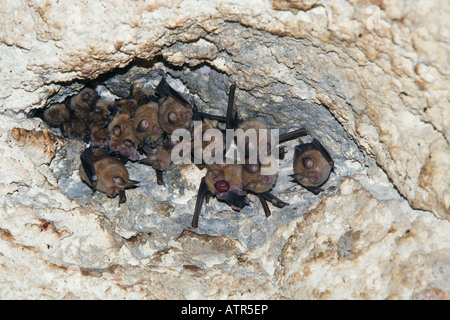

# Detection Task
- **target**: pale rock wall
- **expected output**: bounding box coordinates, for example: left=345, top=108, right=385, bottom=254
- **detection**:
left=0, top=0, right=449, bottom=299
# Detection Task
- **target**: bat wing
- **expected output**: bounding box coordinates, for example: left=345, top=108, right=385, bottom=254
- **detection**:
left=80, top=146, right=98, bottom=188
left=226, top=84, right=238, bottom=130
left=278, top=128, right=308, bottom=144
left=192, top=177, right=211, bottom=228
left=312, top=138, right=334, bottom=167
left=154, top=74, right=191, bottom=108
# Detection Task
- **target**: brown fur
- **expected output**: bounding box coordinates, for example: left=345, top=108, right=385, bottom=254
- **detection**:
left=141, top=145, right=173, bottom=171
left=69, top=87, right=99, bottom=120
left=88, top=100, right=113, bottom=147
left=43, top=103, right=71, bottom=127
left=157, top=96, right=193, bottom=134
left=241, top=156, right=278, bottom=194
left=132, top=101, right=163, bottom=145
left=79, top=149, right=138, bottom=198
left=107, top=113, right=140, bottom=160
left=63, top=117, right=89, bottom=140
left=236, top=118, right=272, bottom=171
left=292, top=147, right=332, bottom=189
left=114, top=99, right=138, bottom=115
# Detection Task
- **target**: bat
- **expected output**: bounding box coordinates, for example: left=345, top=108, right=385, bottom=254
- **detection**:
left=240, top=156, right=279, bottom=194
left=40, top=102, right=71, bottom=128
left=57, top=87, right=100, bottom=141
left=106, top=111, right=141, bottom=161
left=130, top=86, right=154, bottom=106
left=225, top=85, right=306, bottom=217
left=139, top=144, right=173, bottom=186
left=291, top=138, right=334, bottom=194
left=79, top=147, right=139, bottom=205
left=154, top=73, right=194, bottom=135
left=192, top=162, right=250, bottom=228
left=135, top=72, right=194, bottom=185
left=68, top=87, right=99, bottom=120
left=88, top=100, right=115, bottom=147
left=132, top=101, right=164, bottom=149
left=191, top=84, right=248, bottom=228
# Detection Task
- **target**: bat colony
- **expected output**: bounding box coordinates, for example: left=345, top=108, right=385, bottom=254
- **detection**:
left=33, top=72, right=334, bottom=228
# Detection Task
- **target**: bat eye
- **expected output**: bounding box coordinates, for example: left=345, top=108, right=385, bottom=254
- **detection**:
left=168, top=111, right=178, bottom=124
left=113, top=125, right=121, bottom=137
left=214, top=180, right=230, bottom=192
left=94, top=107, right=101, bottom=113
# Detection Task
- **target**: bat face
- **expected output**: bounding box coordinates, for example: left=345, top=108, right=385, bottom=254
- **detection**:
left=69, top=87, right=99, bottom=120
left=43, top=103, right=71, bottom=127
left=292, top=139, right=334, bottom=194
left=241, top=156, right=279, bottom=194
left=132, top=102, right=164, bottom=146
left=79, top=149, right=139, bottom=202
left=107, top=113, right=140, bottom=161
left=157, top=96, right=193, bottom=134
left=89, top=100, right=114, bottom=124
left=205, top=163, right=250, bottom=211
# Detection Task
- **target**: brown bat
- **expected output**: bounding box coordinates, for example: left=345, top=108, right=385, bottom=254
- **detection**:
left=291, top=138, right=334, bottom=195
left=135, top=73, right=196, bottom=185
left=79, top=147, right=139, bottom=205
left=106, top=112, right=140, bottom=161
left=132, top=101, right=164, bottom=149
left=68, top=87, right=99, bottom=120
left=192, top=162, right=251, bottom=228
left=241, top=156, right=278, bottom=194
left=155, top=74, right=194, bottom=135
left=88, top=100, right=115, bottom=147
left=41, top=102, right=71, bottom=128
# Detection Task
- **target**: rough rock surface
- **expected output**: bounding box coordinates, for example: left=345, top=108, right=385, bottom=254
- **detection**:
left=0, top=0, right=449, bottom=299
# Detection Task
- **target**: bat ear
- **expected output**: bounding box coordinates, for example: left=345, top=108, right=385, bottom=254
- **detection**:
left=312, top=138, right=334, bottom=167
left=112, top=176, right=126, bottom=185
left=137, top=119, right=149, bottom=132
left=113, top=125, right=121, bottom=137
left=289, top=173, right=302, bottom=182
left=168, top=111, right=178, bottom=124
left=302, top=157, right=314, bottom=169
